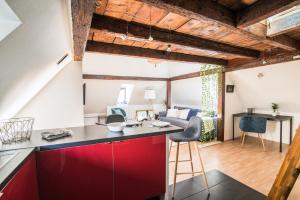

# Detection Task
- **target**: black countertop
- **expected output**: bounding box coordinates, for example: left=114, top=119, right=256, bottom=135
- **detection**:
left=0, top=122, right=183, bottom=151
left=0, top=122, right=183, bottom=191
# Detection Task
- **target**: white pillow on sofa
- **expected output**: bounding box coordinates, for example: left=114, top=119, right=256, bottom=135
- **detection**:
left=178, top=109, right=190, bottom=120
left=166, top=109, right=179, bottom=118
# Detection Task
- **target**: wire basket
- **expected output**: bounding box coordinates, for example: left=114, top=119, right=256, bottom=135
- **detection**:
left=0, top=117, right=34, bottom=144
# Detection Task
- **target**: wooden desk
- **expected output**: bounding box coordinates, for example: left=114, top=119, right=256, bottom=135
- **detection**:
left=233, top=113, right=293, bottom=152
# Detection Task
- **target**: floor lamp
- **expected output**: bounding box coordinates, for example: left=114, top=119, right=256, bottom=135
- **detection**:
left=144, top=89, right=156, bottom=120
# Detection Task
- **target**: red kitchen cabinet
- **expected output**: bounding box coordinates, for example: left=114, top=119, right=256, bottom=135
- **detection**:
left=0, top=154, right=39, bottom=200
left=114, top=135, right=166, bottom=200
left=36, top=143, right=113, bottom=200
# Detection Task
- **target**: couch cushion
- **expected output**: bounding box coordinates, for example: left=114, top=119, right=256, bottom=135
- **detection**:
left=178, top=109, right=190, bottom=120
left=166, top=109, right=179, bottom=118
left=159, top=117, right=189, bottom=128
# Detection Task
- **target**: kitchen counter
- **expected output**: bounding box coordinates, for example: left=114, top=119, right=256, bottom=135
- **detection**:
left=0, top=148, right=35, bottom=190
left=0, top=122, right=183, bottom=151
left=0, top=122, right=183, bottom=195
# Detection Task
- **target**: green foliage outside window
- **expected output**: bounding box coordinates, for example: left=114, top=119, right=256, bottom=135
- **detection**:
left=199, top=65, right=222, bottom=142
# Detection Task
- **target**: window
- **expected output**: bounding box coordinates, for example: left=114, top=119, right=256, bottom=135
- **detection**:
left=117, top=84, right=134, bottom=105
left=0, top=0, right=22, bottom=42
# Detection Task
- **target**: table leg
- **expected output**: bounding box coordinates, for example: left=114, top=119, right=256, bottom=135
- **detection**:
left=290, top=118, right=293, bottom=145
left=233, top=116, right=235, bottom=141
left=280, top=120, right=283, bottom=153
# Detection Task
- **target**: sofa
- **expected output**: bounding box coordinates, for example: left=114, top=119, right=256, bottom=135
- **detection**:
left=159, top=106, right=218, bottom=141
left=159, top=106, right=201, bottom=128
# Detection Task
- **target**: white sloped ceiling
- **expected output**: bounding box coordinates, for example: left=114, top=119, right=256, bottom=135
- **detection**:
left=0, top=0, right=73, bottom=119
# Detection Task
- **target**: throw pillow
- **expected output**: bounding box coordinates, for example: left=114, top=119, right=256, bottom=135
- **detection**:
left=178, top=109, right=190, bottom=120
left=166, top=109, right=178, bottom=118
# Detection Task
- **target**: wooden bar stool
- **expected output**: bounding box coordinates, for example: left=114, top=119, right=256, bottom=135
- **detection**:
left=169, top=117, right=209, bottom=199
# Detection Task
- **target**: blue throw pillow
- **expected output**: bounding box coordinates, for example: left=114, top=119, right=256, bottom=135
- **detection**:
left=187, top=109, right=201, bottom=121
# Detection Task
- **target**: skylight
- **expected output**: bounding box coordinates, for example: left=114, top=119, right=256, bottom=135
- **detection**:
left=117, top=84, right=134, bottom=105
left=0, top=0, right=22, bottom=42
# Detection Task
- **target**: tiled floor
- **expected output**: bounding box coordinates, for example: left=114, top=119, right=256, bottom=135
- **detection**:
left=169, top=136, right=300, bottom=199
left=169, top=170, right=265, bottom=200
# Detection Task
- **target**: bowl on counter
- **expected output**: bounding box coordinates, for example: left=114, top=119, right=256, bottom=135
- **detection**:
left=107, top=122, right=126, bottom=132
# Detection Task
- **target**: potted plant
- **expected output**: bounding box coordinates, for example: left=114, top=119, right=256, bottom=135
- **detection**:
left=272, top=103, right=279, bottom=116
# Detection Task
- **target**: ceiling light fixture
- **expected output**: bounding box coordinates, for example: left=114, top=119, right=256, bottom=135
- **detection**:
left=262, top=51, right=267, bottom=64
left=166, top=25, right=172, bottom=52
left=121, top=22, right=129, bottom=40
left=121, top=1, right=129, bottom=40
left=148, top=6, right=153, bottom=41
left=166, top=44, right=172, bottom=52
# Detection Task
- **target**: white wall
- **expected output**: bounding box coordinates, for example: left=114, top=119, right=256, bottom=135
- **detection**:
left=225, top=60, right=300, bottom=143
left=0, top=0, right=72, bottom=120
left=83, top=79, right=166, bottom=113
left=83, top=52, right=207, bottom=114
left=171, top=77, right=202, bottom=108
left=83, top=53, right=170, bottom=77
left=17, top=61, right=84, bottom=130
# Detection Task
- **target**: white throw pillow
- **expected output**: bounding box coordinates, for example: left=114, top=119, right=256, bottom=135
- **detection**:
left=178, top=109, right=190, bottom=120
left=167, top=109, right=178, bottom=118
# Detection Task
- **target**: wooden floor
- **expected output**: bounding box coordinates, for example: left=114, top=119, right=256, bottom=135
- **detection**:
left=169, top=136, right=300, bottom=200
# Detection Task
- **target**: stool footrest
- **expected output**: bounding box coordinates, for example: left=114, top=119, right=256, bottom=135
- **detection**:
left=176, top=171, right=203, bottom=175
left=169, top=159, right=192, bottom=163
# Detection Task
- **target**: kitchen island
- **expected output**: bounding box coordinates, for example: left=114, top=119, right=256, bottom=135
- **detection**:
left=0, top=122, right=183, bottom=200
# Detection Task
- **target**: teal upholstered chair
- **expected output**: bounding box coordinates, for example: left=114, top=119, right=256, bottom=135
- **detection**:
left=239, top=116, right=267, bottom=151
left=111, top=108, right=127, bottom=119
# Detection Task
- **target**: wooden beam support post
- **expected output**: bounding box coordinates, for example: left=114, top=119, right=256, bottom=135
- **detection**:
left=166, top=80, right=171, bottom=109
left=217, top=72, right=225, bottom=141
left=91, top=14, right=259, bottom=59
left=86, top=41, right=228, bottom=65
left=268, top=127, right=300, bottom=200
left=136, top=0, right=300, bottom=51
left=237, top=0, right=300, bottom=28
left=72, top=0, right=96, bottom=61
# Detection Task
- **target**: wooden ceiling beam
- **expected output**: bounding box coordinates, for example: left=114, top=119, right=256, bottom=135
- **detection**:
left=71, top=0, right=96, bottom=61
left=86, top=41, right=228, bottom=65
left=91, top=14, right=260, bottom=58
left=136, top=0, right=300, bottom=51
left=237, top=0, right=300, bottom=29
left=170, top=68, right=221, bottom=81
left=83, top=74, right=168, bottom=81
left=225, top=52, right=300, bottom=72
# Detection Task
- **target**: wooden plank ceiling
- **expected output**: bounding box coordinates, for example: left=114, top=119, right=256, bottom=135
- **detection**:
left=75, top=0, right=300, bottom=70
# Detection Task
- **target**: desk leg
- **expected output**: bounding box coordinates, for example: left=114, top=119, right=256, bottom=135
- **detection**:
left=233, top=116, right=235, bottom=141
left=290, top=118, right=293, bottom=145
left=280, top=120, right=283, bottom=153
